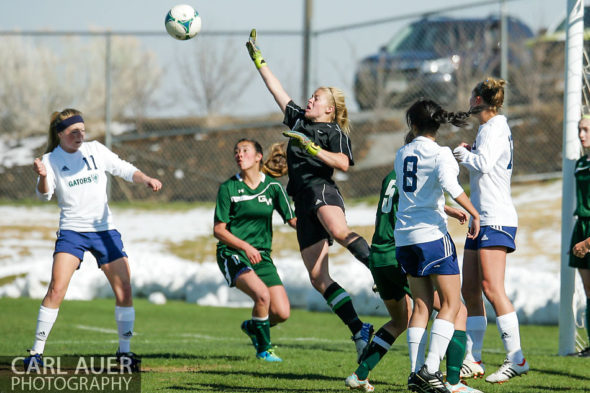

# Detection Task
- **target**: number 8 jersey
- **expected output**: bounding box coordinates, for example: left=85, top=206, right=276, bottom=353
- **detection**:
left=394, top=136, right=465, bottom=247
left=36, top=141, right=139, bottom=232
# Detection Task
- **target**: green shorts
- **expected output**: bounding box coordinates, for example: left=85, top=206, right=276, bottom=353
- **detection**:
left=569, top=218, right=590, bottom=269
left=369, top=250, right=411, bottom=301
left=216, top=247, right=283, bottom=287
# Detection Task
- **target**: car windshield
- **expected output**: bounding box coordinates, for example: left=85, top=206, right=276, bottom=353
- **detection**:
left=385, top=20, right=486, bottom=54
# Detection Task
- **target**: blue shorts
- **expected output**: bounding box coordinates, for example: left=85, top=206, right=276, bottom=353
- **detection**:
left=464, top=225, right=517, bottom=253
left=54, top=229, right=127, bottom=267
left=396, top=233, right=459, bottom=277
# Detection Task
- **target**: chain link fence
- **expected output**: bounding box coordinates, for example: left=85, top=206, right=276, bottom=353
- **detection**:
left=0, top=1, right=570, bottom=202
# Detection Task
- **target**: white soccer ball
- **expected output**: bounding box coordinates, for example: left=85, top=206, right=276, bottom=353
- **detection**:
left=165, top=4, right=202, bottom=40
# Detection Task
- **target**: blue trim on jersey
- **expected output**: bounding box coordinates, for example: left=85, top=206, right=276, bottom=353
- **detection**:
left=395, top=233, right=459, bottom=277
left=464, top=225, right=517, bottom=253
left=54, top=229, right=127, bottom=267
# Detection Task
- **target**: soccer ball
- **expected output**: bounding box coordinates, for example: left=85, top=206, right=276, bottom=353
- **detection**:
left=165, top=4, right=202, bottom=40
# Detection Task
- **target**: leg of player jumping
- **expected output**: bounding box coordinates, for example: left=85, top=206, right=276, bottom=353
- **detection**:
left=30, top=253, right=79, bottom=355
left=316, top=205, right=370, bottom=267
left=102, top=257, right=135, bottom=353
left=301, top=239, right=371, bottom=358
left=301, top=239, right=362, bottom=333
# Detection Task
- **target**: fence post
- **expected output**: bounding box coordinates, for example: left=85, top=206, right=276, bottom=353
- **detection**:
left=302, top=0, right=312, bottom=104
left=105, top=32, right=113, bottom=198
left=559, top=0, right=584, bottom=356
left=500, top=0, right=508, bottom=107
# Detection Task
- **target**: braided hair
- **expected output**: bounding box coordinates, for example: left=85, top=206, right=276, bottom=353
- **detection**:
left=404, top=99, right=471, bottom=143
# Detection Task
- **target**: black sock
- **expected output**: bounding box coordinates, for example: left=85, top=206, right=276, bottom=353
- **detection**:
left=347, top=237, right=370, bottom=268
left=323, top=282, right=363, bottom=334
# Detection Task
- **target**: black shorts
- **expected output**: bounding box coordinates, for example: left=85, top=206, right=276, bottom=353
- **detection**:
left=294, top=184, right=345, bottom=250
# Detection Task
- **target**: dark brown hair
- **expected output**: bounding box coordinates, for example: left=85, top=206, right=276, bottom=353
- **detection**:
left=405, top=99, right=471, bottom=143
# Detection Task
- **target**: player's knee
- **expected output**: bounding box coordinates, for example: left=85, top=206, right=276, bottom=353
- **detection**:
left=309, top=275, right=328, bottom=292
left=273, top=308, right=290, bottom=323
left=253, top=288, right=271, bottom=307
left=481, top=280, right=503, bottom=304
left=46, top=283, right=67, bottom=303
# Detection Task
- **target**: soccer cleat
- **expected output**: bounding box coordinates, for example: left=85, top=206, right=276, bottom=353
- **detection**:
left=116, top=350, right=141, bottom=372
left=407, top=365, right=449, bottom=393
left=485, top=357, right=529, bottom=384
left=345, top=373, right=374, bottom=392
left=579, top=347, right=590, bottom=357
left=23, top=351, right=43, bottom=372
left=256, top=348, right=282, bottom=362
left=352, top=323, right=374, bottom=363
left=444, top=381, right=483, bottom=393
left=460, top=359, right=485, bottom=379
left=241, top=320, right=258, bottom=348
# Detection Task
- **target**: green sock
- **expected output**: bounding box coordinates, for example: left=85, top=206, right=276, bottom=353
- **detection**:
left=355, top=328, right=396, bottom=380
left=586, top=298, right=590, bottom=343
left=252, top=317, right=271, bottom=353
left=323, top=282, right=362, bottom=334
left=446, top=330, right=467, bottom=385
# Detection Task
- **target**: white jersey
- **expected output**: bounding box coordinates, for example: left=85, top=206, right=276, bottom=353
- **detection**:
left=394, top=136, right=464, bottom=246
left=453, top=115, right=517, bottom=226
left=36, top=141, right=138, bottom=232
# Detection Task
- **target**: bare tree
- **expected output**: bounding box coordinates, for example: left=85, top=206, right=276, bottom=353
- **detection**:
left=177, top=39, right=252, bottom=116
left=0, top=35, right=163, bottom=139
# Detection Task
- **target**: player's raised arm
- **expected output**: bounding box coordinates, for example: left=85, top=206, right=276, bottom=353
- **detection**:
left=246, top=29, right=291, bottom=113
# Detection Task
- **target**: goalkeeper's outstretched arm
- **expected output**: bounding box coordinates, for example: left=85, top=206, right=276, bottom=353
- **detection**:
left=246, top=29, right=291, bottom=114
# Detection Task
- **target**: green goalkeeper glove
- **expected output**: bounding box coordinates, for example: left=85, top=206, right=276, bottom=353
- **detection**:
left=282, top=130, right=322, bottom=156
left=246, top=29, right=267, bottom=69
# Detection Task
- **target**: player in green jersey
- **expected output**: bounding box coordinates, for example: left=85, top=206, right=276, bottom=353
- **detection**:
left=214, top=139, right=296, bottom=362
left=569, top=116, right=590, bottom=357
left=345, top=169, right=482, bottom=393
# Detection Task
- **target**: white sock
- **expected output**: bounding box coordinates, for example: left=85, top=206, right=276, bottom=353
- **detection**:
left=407, top=327, right=427, bottom=373
left=465, top=315, right=487, bottom=362
left=496, top=311, right=524, bottom=363
left=31, top=305, right=59, bottom=354
left=115, top=306, right=135, bottom=353
left=425, top=319, right=455, bottom=374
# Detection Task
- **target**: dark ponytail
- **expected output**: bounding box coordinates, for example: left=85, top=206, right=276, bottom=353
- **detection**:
left=406, top=99, right=471, bottom=139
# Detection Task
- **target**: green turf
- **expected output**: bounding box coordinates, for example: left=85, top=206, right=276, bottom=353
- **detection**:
left=1, top=297, right=589, bottom=392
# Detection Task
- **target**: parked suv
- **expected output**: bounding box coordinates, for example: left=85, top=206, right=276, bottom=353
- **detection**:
left=354, top=15, right=534, bottom=110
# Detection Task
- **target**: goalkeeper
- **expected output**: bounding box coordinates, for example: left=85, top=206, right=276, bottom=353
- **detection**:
left=247, top=29, right=374, bottom=362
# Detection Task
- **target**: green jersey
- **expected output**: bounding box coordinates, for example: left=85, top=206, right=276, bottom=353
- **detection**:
left=575, top=155, right=590, bottom=218
left=215, top=173, right=295, bottom=251
left=370, top=170, right=399, bottom=266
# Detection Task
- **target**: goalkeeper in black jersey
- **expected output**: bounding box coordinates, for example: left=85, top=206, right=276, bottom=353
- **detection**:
left=247, top=29, right=374, bottom=361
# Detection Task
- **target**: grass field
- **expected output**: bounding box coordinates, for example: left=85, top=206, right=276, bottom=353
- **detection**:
left=1, top=298, right=589, bottom=392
